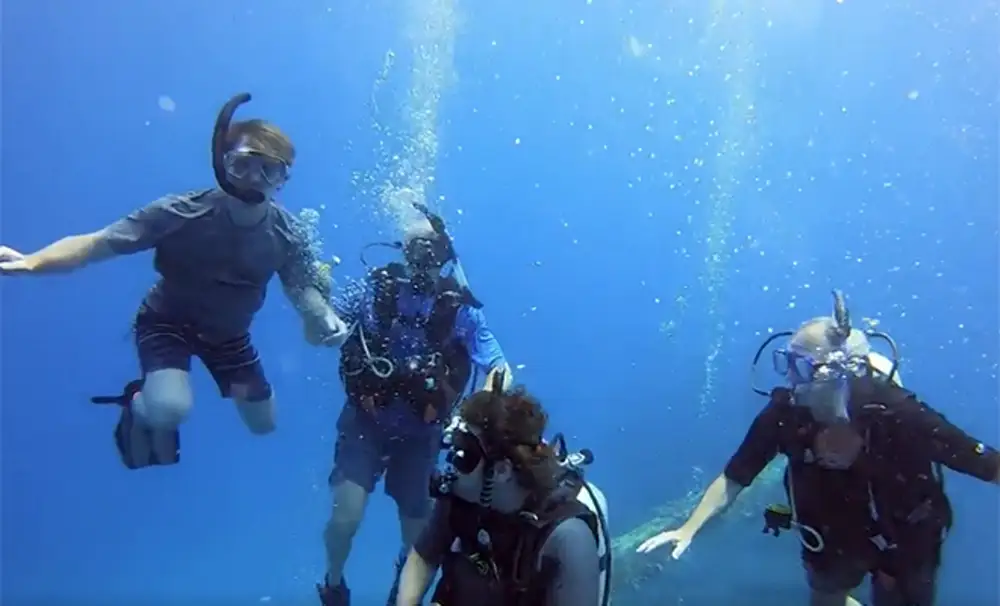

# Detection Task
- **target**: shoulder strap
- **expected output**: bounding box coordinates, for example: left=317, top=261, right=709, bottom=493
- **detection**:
left=426, top=275, right=475, bottom=366
left=370, top=263, right=406, bottom=331
left=769, top=388, right=813, bottom=463
left=512, top=478, right=599, bottom=587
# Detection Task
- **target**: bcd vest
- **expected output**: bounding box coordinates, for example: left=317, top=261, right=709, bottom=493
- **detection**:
left=339, top=262, right=478, bottom=418
left=772, top=379, right=952, bottom=571
left=432, top=473, right=603, bottom=606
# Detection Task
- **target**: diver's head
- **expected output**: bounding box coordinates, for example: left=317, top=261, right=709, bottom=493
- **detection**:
left=402, top=220, right=451, bottom=293
left=443, top=387, right=559, bottom=513
left=222, top=119, right=294, bottom=200
left=787, top=316, right=871, bottom=377
left=783, top=316, right=873, bottom=467
left=784, top=317, right=871, bottom=418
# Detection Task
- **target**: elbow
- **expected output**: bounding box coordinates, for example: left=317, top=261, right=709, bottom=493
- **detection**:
left=76, top=231, right=115, bottom=266
left=722, top=476, right=744, bottom=504
left=714, top=473, right=744, bottom=507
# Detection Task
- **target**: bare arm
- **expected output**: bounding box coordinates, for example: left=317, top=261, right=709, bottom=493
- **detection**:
left=398, top=499, right=453, bottom=605
left=21, top=231, right=115, bottom=274
left=395, top=548, right=437, bottom=606
left=671, top=396, right=784, bottom=541
left=282, top=283, right=333, bottom=319
left=11, top=195, right=204, bottom=276
left=678, top=473, right=745, bottom=536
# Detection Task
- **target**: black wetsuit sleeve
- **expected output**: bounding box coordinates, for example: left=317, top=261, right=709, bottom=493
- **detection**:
left=414, top=498, right=454, bottom=566
left=539, top=517, right=600, bottom=606
left=723, top=398, right=785, bottom=487
left=895, top=393, right=1000, bottom=482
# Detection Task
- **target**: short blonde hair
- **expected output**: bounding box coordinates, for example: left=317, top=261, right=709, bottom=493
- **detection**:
left=227, top=119, right=295, bottom=166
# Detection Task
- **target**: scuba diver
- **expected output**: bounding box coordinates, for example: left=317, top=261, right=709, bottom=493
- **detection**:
left=636, top=290, right=1000, bottom=606
left=394, top=376, right=611, bottom=606
left=317, top=204, right=514, bottom=606
left=0, top=93, right=348, bottom=469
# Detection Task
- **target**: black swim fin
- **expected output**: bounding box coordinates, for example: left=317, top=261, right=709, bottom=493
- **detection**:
left=94, top=379, right=180, bottom=470
left=90, top=379, right=144, bottom=407
left=113, top=406, right=180, bottom=470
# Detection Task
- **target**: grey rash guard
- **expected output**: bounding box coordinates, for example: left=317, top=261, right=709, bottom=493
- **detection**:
left=101, top=188, right=319, bottom=338
left=415, top=498, right=600, bottom=606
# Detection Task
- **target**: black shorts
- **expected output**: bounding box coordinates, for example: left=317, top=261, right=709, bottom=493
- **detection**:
left=328, top=403, right=440, bottom=519
left=133, top=305, right=272, bottom=401
left=804, top=552, right=938, bottom=606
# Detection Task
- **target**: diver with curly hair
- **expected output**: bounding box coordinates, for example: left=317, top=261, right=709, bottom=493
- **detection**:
left=394, top=376, right=611, bottom=606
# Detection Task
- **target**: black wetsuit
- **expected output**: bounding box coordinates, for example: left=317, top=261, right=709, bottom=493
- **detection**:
left=724, top=377, right=999, bottom=602
left=415, top=496, right=601, bottom=606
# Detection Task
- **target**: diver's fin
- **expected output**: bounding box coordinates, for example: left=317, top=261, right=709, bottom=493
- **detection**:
left=113, top=406, right=180, bottom=470
left=91, top=379, right=144, bottom=407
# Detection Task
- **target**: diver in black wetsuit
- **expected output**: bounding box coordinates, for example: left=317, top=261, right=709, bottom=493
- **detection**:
left=637, top=290, right=1000, bottom=606
left=394, top=377, right=611, bottom=606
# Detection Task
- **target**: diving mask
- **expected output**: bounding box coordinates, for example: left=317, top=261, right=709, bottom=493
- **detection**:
left=223, top=147, right=289, bottom=188
left=404, top=236, right=449, bottom=272
left=774, top=348, right=868, bottom=387
left=441, top=416, right=491, bottom=475
left=776, top=348, right=862, bottom=422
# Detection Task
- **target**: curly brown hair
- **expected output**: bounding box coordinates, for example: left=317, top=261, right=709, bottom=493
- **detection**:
left=458, top=386, right=560, bottom=495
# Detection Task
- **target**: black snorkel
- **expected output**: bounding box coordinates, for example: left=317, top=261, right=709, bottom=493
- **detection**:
left=830, top=288, right=852, bottom=348
left=212, top=93, right=266, bottom=205
left=750, top=289, right=901, bottom=396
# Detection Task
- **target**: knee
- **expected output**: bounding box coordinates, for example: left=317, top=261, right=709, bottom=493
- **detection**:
left=138, top=371, right=193, bottom=429
left=243, top=412, right=276, bottom=436
left=236, top=397, right=276, bottom=435
left=395, top=494, right=432, bottom=521
left=327, top=483, right=368, bottom=535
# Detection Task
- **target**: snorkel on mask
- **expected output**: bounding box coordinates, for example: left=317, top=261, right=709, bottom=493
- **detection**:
left=360, top=203, right=483, bottom=305
left=749, top=290, right=900, bottom=420
left=212, top=93, right=276, bottom=205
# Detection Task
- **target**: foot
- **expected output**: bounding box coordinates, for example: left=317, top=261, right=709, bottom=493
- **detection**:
left=317, top=575, right=350, bottom=606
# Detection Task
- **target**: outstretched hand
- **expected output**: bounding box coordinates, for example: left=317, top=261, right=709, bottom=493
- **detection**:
left=636, top=527, right=693, bottom=560
left=0, top=246, right=29, bottom=275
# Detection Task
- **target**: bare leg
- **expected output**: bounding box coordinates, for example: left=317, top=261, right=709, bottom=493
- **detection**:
left=324, top=480, right=370, bottom=586
left=130, top=368, right=192, bottom=463
left=810, top=589, right=865, bottom=606
left=233, top=393, right=276, bottom=435
left=399, top=513, right=429, bottom=549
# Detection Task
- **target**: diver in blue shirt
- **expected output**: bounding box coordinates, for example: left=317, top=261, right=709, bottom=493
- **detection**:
left=317, top=203, right=513, bottom=606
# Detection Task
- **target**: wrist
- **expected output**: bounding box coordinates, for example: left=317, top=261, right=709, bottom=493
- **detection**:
left=22, top=254, right=41, bottom=272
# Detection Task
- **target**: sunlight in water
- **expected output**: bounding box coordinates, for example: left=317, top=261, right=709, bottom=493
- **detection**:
left=697, top=2, right=755, bottom=417
left=359, top=0, right=459, bottom=235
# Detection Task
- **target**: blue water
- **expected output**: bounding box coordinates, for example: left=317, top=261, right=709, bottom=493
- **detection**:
left=2, top=1, right=997, bottom=604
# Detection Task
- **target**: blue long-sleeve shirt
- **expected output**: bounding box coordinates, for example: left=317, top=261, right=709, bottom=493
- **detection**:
left=334, top=275, right=507, bottom=433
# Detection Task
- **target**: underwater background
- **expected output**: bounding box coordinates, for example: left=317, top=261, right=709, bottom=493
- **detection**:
left=1, top=0, right=997, bottom=604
